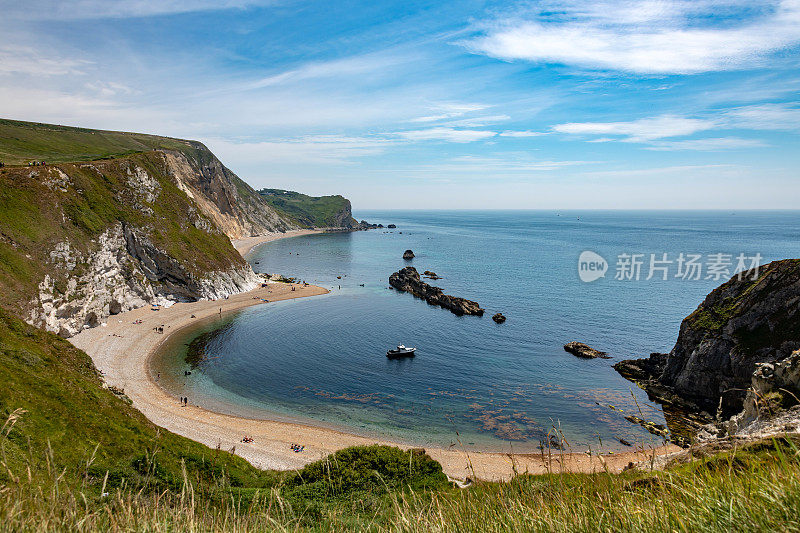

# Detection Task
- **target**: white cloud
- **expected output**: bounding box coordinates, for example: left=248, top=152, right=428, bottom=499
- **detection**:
left=409, top=103, right=491, bottom=123
left=724, top=102, right=800, bottom=130
left=579, top=164, right=740, bottom=179
left=395, top=127, right=497, bottom=143
left=411, top=155, right=589, bottom=174
left=0, top=45, right=89, bottom=76
left=498, top=130, right=548, bottom=137
left=462, top=0, right=800, bottom=74
left=3, top=0, right=272, bottom=20
left=439, top=114, right=511, bottom=127
left=553, top=115, right=717, bottom=141
left=646, top=137, right=768, bottom=150
left=205, top=135, right=396, bottom=166
left=247, top=53, right=411, bottom=89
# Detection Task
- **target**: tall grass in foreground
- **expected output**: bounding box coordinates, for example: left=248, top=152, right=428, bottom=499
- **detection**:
left=390, top=439, right=800, bottom=532
left=2, top=436, right=800, bottom=532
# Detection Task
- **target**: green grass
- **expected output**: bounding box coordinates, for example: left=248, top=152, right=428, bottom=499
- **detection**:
left=1, top=307, right=799, bottom=531
left=0, top=308, right=447, bottom=530
left=0, top=118, right=200, bottom=166
left=0, top=151, right=246, bottom=314
left=258, top=189, right=357, bottom=228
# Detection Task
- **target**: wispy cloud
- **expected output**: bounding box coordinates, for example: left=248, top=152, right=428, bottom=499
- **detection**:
left=246, top=53, right=411, bottom=90
left=462, top=0, right=800, bottom=74
left=646, top=137, right=768, bottom=151
left=552, top=102, right=800, bottom=149
left=498, top=130, right=548, bottom=137
left=725, top=102, right=800, bottom=130
left=206, top=134, right=397, bottom=165
left=395, top=127, right=497, bottom=143
left=4, top=0, right=273, bottom=20
left=0, top=45, right=90, bottom=76
left=408, top=103, right=491, bottom=123
left=553, top=115, right=717, bottom=142
left=411, top=155, right=589, bottom=174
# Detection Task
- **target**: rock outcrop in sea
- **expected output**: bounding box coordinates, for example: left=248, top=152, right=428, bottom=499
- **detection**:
left=492, top=313, right=506, bottom=324
left=563, top=341, right=609, bottom=359
left=403, top=249, right=415, bottom=260
left=389, top=266, right=484, bottom=316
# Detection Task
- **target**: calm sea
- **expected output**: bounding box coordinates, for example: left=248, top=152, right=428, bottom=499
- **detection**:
left=151, top=210, right=800, bottom=452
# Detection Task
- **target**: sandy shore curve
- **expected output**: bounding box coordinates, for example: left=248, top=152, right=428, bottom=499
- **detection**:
left=70, top=233, right=678, bottom=481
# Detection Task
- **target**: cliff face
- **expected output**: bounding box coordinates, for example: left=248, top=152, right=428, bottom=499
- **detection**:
left=0, top=151, right=266, bottom=337
left=162, top=148, right=295, bottom=238
left=616, top=259, right=800, bottom=419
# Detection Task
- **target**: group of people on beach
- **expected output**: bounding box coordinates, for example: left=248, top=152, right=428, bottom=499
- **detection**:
left=290, top=443, right=304, bottom=453
left=241, top=436, right=254, bottom=443
left=179, top=396, right=189, bottom=406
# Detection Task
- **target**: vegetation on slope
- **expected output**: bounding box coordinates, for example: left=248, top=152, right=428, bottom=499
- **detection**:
left=0, top=307, right=448, bottom=529
left=0, top=118, right=201, bottom=165
left=1, top=307, right=798, bottom=531
left=258, top=188, right=357, bottom=228
left=0, top=151, right=245, bottom=314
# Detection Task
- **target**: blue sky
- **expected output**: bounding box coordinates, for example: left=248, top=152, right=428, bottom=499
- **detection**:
left=1, top=0, right=799, bottom=209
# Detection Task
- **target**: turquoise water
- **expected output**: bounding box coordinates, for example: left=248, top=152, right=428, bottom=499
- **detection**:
left=152, top=210, right=800, bottom=452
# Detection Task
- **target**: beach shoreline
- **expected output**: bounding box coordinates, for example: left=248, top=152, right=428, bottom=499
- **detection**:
left=232, top=229, right=323, bottom=257
left=71, top=233, right=679, bottom=481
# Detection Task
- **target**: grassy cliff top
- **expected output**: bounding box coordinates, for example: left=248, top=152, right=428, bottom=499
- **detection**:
left=258, top=188, right=356, bottom=228
left=0, top=118, right=201, bottom=165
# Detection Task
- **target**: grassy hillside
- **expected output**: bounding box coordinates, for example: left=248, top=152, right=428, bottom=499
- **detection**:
left=1, top=305, right=798, bottom=531
left=0, top=307, right=449, bottom=528
left=0, top=151, right=244, bottom=316
left=259, top=188, right=357, bottom=228
left=0, top=118, right=201, bottom=165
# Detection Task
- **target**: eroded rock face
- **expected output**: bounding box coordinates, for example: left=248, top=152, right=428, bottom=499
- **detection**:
left=389, top=266, right=484, bottom=317
left=616, top=259, right=800, bottom=418
left=28, top=224, right=258, bottom=337
left=164, top=149, right=295, bottom=238
left=723, top=349, right=800, bottom=435
left=563, top=341, right=609, bottom=359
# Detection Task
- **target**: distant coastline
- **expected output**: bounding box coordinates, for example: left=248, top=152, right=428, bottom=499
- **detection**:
left=232, top=229, right=324, bottom=257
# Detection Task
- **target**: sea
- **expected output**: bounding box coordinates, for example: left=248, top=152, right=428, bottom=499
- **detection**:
left=151, top=210, right=800, bottom=453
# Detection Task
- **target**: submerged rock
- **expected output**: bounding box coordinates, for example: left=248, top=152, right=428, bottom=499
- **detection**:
left=389, top=266, right=484, bottom=317
left=403, top=249, right=415, bottom=260
left=563, top=341, right=610, bottom=359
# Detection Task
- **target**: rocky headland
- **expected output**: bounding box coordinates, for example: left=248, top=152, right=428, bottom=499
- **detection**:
left=614, top=259, right=800, bottom=446
left=389, top=266, right=484, bottom=316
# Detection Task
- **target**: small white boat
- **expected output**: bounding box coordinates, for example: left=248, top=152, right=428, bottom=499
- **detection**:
left=387, top=344, right=417, bottom=358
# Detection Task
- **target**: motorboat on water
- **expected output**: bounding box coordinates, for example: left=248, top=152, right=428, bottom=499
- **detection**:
left=386, top=344, right=417, bottom=358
